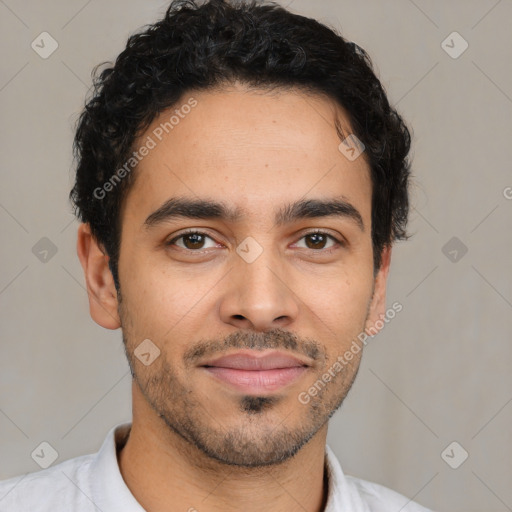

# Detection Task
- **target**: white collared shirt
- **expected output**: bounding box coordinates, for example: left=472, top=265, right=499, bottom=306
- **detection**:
left=0, top=423, right=433, bottom=511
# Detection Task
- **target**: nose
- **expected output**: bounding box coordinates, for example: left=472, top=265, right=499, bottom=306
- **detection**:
left=219, top=247, right=300, bottom=332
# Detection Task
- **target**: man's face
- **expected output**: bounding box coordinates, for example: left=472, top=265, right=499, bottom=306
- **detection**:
left=108, top=85, right=387, bottom=467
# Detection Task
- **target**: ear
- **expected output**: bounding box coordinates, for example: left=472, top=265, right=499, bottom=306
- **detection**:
left=76, top=223, right=121, bottom=330
left=364, top=245, right=392, bottom=336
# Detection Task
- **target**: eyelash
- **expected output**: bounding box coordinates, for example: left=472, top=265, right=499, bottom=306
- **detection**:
left=166, top=229, right=344, bottom=254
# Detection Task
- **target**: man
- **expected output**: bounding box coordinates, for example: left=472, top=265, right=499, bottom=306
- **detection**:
left=0, top=0, right=434, bottom=510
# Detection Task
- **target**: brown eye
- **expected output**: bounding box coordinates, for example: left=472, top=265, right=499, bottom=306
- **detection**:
left=181, top=233, right=206, bottom=249
left=167, top=231, right=218, bottom=251
left=296, top=231, right=340, bottom=251
left=304, top=233, right=329, bottom=249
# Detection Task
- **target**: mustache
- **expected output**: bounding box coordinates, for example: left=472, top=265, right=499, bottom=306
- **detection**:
left=182, top=328, right=324, bottom=367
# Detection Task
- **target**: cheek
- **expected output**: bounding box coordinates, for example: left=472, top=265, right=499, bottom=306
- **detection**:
left=301, top=270, right=373, bottom=343
left=118, top=256, right=217, bottom=338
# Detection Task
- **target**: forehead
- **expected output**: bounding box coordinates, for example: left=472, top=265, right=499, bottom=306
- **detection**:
left=122, top=85, right=372, bottom=227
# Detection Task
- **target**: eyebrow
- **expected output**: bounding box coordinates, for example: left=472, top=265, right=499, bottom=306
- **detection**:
left=144, top=196, right=364, bottom=231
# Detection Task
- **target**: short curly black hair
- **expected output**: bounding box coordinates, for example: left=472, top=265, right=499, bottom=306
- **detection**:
left=70, top=0, right=412, bottom=291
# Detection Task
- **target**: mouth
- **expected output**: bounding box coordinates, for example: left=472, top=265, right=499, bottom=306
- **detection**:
left=199, top=350, right=311, bottom=394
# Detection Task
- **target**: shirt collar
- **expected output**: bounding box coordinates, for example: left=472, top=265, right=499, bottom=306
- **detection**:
left=89, top=422, right=145, bottom=511
left=88, top=423, right=369, bottom=512
left=324, top=444, right=371, bottom=512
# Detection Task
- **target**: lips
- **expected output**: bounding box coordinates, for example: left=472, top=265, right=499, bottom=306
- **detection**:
left=200, top=351, right=310, bottom=370
left=200, top=350, right=311, bottom=393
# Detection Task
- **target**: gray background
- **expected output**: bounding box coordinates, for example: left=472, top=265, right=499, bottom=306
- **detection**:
left=1, top=1, right=511, bottom=511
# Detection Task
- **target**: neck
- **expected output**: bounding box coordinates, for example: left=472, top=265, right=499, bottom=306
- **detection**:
left=118, top=385, right=329, bottom=512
